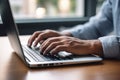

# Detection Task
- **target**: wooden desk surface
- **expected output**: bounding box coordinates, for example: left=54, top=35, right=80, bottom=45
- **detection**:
left=0, top=36, right=120, bottom=80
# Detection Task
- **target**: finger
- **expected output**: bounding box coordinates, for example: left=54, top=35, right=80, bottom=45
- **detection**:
left=43, top=41, right=62, bottom=55
left=50, top=45, right=67, bottom=55
left=41, top=37, right=60, bottom=52
left=33, top=32, right=51, bottom=47
left=27, top=31, right=42, bottom=46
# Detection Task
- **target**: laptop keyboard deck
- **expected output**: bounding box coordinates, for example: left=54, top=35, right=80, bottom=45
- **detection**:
left=22, top=45, right=98, bottom=62
left=23, top=45, right=74, bottom=62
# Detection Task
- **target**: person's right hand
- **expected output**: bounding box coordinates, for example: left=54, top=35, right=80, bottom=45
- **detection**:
left=27, top=29, right=72, bottom=47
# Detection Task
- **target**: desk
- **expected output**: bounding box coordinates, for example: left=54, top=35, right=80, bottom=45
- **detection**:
left=0, top=36, right=120, bottom=80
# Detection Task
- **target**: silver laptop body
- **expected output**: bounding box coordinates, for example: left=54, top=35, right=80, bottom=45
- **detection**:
left=0, top=0, right=102, bottom=68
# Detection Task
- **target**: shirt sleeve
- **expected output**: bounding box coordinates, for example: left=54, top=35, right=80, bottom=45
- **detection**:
left=99, top=36, right=120, bottom=59
left=63, top=0, right=120, bottom=59
left=64, top=0, right=113, bottom=40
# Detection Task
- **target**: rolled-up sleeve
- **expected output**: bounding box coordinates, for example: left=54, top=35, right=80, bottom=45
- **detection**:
left=99, top=36, right=120, bottom=59
left=68, top=0, right=113, bottom=40
left=63, top=0, right=120, bottom=59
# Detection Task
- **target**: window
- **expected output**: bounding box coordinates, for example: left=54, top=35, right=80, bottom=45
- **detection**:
left=0, top=0, right=98, bottom=36
left=10, top=0, right=85, bottom=19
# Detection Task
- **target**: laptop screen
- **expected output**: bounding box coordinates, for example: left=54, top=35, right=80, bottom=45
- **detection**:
left=0, top=0, right=26, bottom=61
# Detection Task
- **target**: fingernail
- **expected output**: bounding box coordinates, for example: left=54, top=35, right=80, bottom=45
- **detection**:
left=43, top=52, right=46, bottom=55
left=50, top=51, right=53, bottom=55
left=50, top=51, right=52, bottom=54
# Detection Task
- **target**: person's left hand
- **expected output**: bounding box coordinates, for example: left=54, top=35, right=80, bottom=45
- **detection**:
left=40, top=36, right=103, bottom=56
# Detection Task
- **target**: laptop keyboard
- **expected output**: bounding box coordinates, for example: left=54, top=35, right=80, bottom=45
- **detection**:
left=22, top=45, right=73, bottom=62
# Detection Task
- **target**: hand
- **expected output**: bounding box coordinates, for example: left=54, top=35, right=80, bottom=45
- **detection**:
left=27, top=29, right=72, bottom=47
left=41, top=36, right=103, bottom=56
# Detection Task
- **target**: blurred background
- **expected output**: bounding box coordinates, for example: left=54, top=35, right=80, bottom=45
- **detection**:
left=0, top=0, right=105, bottom=36
left=10, top=0, right=104, bottom=19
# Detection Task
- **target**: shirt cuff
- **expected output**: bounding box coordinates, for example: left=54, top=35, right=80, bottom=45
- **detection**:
left=99, top=36, right=119, bottom=59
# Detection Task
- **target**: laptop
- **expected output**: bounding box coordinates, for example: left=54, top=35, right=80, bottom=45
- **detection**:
left=0, top=0, right=102, bottom=68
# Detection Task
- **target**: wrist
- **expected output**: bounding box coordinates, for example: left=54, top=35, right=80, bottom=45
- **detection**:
left=61, top=32, right=73, bottom=37
left=91, top=40, right=103, bottom=57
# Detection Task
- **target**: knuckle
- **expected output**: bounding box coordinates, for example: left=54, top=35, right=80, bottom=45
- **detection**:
left=61, top=39, right=66, bottom=42
left=48, top=37, right=55, bottom=42
left=50, top=42, right=56, bottom=46
left=34, top=31, right=40, bottom=35
left=60, top=36, right=66, bottom=38
left=38, top=33, right=42, bottom=38
left=61, top=39, right=68, bottom=43
left=35, top=35, right=43, bottom=42
left=69, top=40, right=75, bottom=46
left=51, top=42, right=59, bottom=46
left=56, top=46, right=63, bottom=50
left=45, top=29, right=52, bottom=33
left=38, top=33, right=45, bottom=39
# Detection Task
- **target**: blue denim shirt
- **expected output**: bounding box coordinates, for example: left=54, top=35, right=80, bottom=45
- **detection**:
left=64, top=0, right=120, bottom=59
